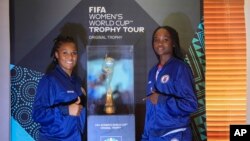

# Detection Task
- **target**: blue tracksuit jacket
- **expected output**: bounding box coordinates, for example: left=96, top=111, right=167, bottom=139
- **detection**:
left=32, top=65, right=86, bottom=141
left=141, top=57, right=198, bottom=141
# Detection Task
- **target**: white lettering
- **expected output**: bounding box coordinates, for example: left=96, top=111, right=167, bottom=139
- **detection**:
left=123, top=27, right=144, bottom=33
left=89, top=6, right=106, bottom=13
left=89, top=27, right=121, bottom=33
left=234, top=129, right=247, bottom=136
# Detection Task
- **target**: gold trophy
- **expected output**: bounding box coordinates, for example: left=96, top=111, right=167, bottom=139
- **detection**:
left=102, top=54, right=115, bottom=114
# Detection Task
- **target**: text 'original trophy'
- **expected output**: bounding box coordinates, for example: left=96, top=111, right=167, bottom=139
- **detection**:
left=102, top=54, right=115, bottom=114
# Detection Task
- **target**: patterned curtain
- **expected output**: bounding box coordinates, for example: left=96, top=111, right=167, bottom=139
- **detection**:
left=185, top=21, right=207, bottom=141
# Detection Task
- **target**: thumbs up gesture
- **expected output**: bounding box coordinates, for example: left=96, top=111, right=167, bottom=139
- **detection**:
left=69, top=97, right=83, bottom=116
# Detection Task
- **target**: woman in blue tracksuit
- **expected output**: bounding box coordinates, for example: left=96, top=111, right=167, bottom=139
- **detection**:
left=141, top=26, right=198, bottom=141
left=32, top=35, right=86, bottom=141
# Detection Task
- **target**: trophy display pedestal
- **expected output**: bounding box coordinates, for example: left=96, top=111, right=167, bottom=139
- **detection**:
left=88, top=115, right=135, bottom=141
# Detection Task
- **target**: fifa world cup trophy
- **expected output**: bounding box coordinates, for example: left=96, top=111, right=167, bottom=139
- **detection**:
left=102, top=54, right=115, bottom=114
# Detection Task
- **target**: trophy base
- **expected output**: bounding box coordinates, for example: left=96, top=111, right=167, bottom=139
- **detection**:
left=104, top=106, right=115, bottom=114
left=104, top=90, right=115, bottom=114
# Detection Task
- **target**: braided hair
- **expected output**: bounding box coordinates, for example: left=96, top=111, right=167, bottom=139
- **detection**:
left=45, top=35, right=77, bottom=73
left=50, top=35, right=77, bottom=64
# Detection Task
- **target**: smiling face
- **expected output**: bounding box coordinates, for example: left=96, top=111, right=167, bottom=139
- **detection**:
left=55, top=42, right=78, bottom=76
left=153, top=28, right=174, bottom=58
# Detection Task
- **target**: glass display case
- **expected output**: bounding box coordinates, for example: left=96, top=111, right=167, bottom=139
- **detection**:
left=87, top=45, right=135, bottom=141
